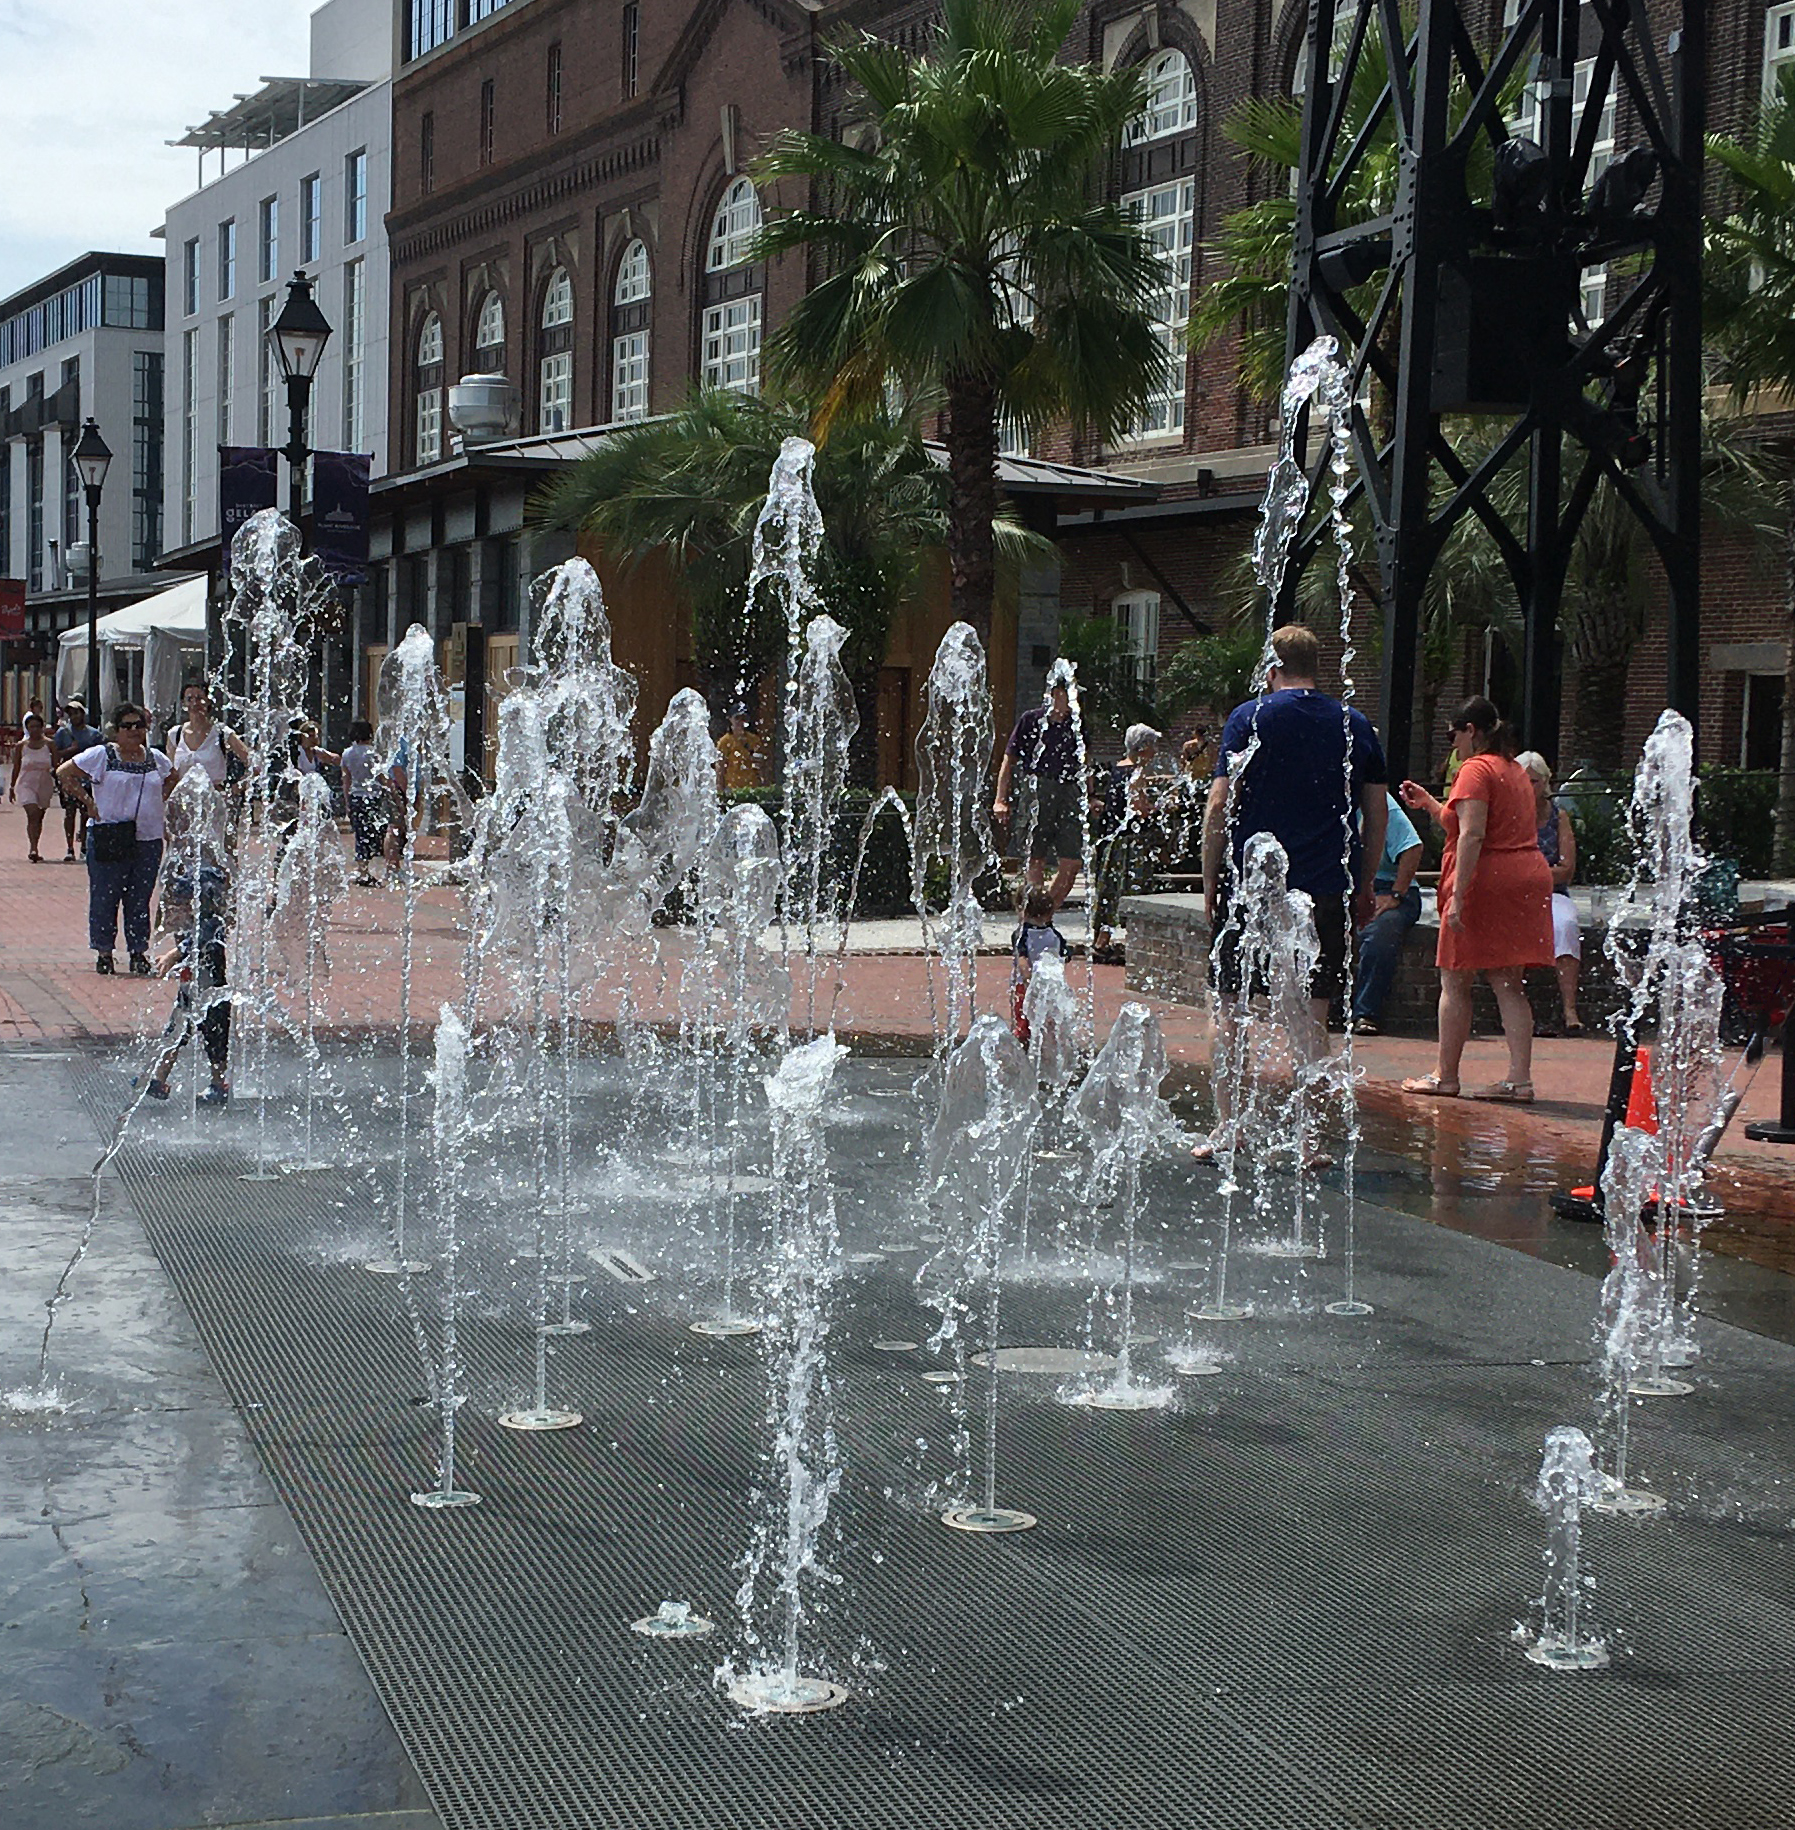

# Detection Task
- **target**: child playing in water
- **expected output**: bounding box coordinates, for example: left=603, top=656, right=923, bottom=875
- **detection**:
left=143, top=863, right=232, bottom=1105
left=1010, top=884, right=1069, bottom=1043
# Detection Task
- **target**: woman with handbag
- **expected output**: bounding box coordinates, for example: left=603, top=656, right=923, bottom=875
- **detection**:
left=55, top=702, right=178, bottom=976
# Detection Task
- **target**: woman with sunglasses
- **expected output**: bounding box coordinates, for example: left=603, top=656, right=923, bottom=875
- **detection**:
left=1396, top=696, right=1553, bottom=1101
left=54, top=702, right=178, bottom=976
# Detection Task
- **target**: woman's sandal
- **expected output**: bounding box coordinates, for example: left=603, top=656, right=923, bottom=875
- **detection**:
left=1465, top=1080, right=1535, bottom=1103
left=1191, top=1130, right=1239, bottom=1165
left=1400, top=1074, right=1459, bottom=1097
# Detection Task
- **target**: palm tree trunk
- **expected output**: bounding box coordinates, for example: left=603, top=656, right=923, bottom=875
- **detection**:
left=1771, top=482, right=1795, bottom=874
left=945, top=370, right=1000, bottom=644
left=1568, top=588, right=1634, bottom=771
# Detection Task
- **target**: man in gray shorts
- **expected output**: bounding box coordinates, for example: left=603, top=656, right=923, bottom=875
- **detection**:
left=992, top=678, right=1086, bottom=910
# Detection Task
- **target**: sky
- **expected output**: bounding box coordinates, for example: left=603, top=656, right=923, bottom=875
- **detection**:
left=0, top=0, right=314, bottom=303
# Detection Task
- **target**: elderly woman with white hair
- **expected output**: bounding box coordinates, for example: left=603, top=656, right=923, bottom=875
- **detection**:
left=1516, top=751, right=1584, bottom=1035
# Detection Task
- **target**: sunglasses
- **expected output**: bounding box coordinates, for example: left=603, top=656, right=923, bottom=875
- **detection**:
left=117, top=720, right=146, bottom=731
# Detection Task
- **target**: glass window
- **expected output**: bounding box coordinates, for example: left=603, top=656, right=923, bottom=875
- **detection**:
left=258, top=293, right=279, bottom=447
left=0, top=424, right=10, bottom=578
left=421, top=112, right=435, bottom=194
left=218, top=220, right=236, bottom=300
left=1113, top=590, right=1161, bottom=692
left=614, top=240, right=650, bottom=306
left=300, top=174, right=322, bottom=264
left=132, top=350, right=163, bottom=570
left=180, top=328, right=197, bottom=549
left=1121, top=178, right=1195, bottom=439
left=217, top=313, right=234, bottom=445
left=541, top=267, right=574, bottom=329
left=183, top=239, right=201, bottom=317
left=103, top=274, right=156, bottom=329
left=1768, top=5, right=1795, bottom=95
left=259, top=195, right=279, bottom=285
left=707, top=178, right=762, bottom=272
left=1512, top=59, right=1614, bottom=176
left=26, top=438, right=44, bottom=591
left=547, top=42, right=563, bottom=133
left=1124, top=49, right=1198, bottom=145
left=474, top=291, right=506, bottom=365
left=345, top=149, right=368, bottom=243
left=343, top=260, right=366, bottom=452
left=611, top=331, right=649, bottom=423
left=622, top=3, right=639, bottom=97
left=416, top=311, right=445, bottom=465
left=480, top=79, right=495, bottom=165
left=539, top=351, right=573, bottom=433
left=409, top=0, right=453, bottom=59
left=701, top=295, right=761, bottom=395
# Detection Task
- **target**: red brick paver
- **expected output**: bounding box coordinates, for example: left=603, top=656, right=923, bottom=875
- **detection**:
left=2, top=802, right=1788, bottom=1229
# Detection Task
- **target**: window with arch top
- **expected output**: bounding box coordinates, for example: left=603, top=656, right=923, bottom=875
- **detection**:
left=537, top=266, right=574, bottom=433
left=701, top=178, right=763, bottom=395
left=1118, top=45, right=1200, bottom=442
left=473, top=291, right=506, bottom=371
left=415, top=310, right=445, bottom=466
left=610, top=239, right=651, bottom=423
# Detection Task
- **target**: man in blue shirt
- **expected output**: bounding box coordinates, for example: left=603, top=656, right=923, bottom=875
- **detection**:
left=1348, top=790, right=1425, bottom=1034
left=1196, top=625, right=1387, bottom=1152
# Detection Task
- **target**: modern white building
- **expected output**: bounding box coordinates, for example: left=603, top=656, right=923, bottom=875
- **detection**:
left=160, top=0, right=392, bottom=563
left=0, top=251, right=173, bottom=723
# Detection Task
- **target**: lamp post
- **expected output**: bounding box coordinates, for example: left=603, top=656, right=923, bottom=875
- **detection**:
left=267, top=271, right=333, bottom=531
left=70, top=418, right=113, bottom=716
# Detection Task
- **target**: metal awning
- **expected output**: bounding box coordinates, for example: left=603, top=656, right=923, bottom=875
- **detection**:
left=173, top=77, right=368, bottom=153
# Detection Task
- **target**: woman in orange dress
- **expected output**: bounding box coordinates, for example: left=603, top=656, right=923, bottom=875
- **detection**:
left=1395, top=697, right=1553, bottom=1101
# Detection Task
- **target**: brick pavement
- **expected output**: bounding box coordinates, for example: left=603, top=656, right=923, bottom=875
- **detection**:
left=2, top=801, right=1789, bottom=1217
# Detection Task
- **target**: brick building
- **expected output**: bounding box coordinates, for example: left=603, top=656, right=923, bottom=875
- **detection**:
left=360, top=0, right=1793, bottom=784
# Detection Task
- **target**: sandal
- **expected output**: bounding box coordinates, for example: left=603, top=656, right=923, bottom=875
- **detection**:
left=1191, top=1129, right=1239, bottom=1165
left=1400, top=1074, right=1459, bottom=1097
left=1464, top=1080, right=1535, bottom=1103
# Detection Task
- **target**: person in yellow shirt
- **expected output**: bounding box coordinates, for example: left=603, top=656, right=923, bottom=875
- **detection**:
left=717, top=706, right=768, bottom=793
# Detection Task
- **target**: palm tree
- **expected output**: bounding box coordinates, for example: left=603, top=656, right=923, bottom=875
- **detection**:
left=533, top=391, right=1046, bottom=774
left=752, top=0, right=1170, bottom=642
left=1708, top=66, right=1795, bottom=869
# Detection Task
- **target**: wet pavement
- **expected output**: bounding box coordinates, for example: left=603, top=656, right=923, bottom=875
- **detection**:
left=0, top=1048, right=438, bottom=1830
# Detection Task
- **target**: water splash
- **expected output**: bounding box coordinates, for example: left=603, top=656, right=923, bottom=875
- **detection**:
left=1521, top=1426, right=1609, bottom=1669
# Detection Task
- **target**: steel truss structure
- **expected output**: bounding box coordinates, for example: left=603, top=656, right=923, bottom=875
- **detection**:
left=1280, top=0, right=1706, bottom=774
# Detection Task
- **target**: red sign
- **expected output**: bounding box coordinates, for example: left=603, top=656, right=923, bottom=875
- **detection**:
left=0, top=579, right=24, bottom=640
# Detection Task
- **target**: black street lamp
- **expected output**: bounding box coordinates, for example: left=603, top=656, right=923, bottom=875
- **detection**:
left=267, top=271, right=333, bottom=528
left=70, top=417, right=112, bottom=715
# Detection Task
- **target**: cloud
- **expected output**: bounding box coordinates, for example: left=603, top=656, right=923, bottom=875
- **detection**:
left=0, top=0, right=313, bottom=300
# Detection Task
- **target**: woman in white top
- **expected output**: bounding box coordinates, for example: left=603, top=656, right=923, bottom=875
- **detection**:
left=56, top=701, right=178, bottom=976
left=338, top=719, right=382, bottom=883
left=10, top=711, right=59, bottom=860
left=168, top=683, right=249, bottom=787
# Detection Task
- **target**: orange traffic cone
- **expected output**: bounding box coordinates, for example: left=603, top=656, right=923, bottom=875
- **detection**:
left=1623, top=1046, right=1659, bottom=1135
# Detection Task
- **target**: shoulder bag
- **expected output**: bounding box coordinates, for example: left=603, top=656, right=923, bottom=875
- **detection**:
left=90, top=746, right=150, bottom=865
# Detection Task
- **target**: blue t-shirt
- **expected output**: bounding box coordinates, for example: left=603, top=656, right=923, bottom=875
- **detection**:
left=1372, top=791, right=1421, bottom=889
left=1214, top=688, right=1387, bottom=898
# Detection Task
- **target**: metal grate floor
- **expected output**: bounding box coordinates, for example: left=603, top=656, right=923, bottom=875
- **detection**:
left=72, top=1048, right=1795, bottom=1830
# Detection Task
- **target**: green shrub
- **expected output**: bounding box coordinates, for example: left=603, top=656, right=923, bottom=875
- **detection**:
left=1695, top=768, right=1777, bottom=881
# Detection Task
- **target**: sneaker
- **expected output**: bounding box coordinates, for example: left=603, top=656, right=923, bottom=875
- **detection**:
left=199, top=1083, right=230, bottom=1108
left=95, top=953, right=115, bottom=976
left=145, top=1079, right=170, bottom=1102
left=128, top=953, right=153, bottom=977
left=1350, top=1017, right=1381, bottom=1036
left=63, top=852, right=77, bottom=864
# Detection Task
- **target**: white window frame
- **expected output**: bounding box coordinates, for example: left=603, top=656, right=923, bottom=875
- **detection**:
left=218, top=220, right=236, bottom=301
left=345, top=149, right=368, bottom=244
left=611, top=330, right=649, bottom=422
left=182, top=239, right=200, bottom=317
left=1113, top=589, right=1162, bottom=692
left=416, top=312, right=444, bottom=465
left=474, top=290, right=506, bottom=362
left=216, top=313, right=233, bottom=445
left=614, top=240, right=650, bottom=305
left=257, top=293, right=278, bottom=446
left=541, top=267, right=574, bottom=329
left=258, top=195, right=280, bottom=285
left=342, top=260, right=366, bottom=453
left=181, top=327, right=198, bottom=547
left=701, top=295, right=762, bottom=395
left=538, top=349, right=573, bottom=433
left=1766, top=4, right=1795, bottom=95
left=1124, top=48, right=1198, bottom=145
left=1120, top=178, right=1195, bottom=441
left=300, top=173, right=322, bottom=265
left=707, top=178, right=762, bottom=272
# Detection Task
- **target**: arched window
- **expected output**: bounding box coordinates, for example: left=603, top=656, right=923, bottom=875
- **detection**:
left=1118, top=48, right=1200, bottom=442
left=1124, top=49, right=1198, bottom=146
left=537, top=265, right=574, bottom=433
left=700, top=178, right=762, bottom=395
left=610, top=239, right=651, bottom=423
left=415, top=310, right=444, bottom=466
left=473, top=291, right=506, bottom=371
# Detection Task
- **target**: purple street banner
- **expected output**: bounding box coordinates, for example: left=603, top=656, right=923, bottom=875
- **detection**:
left=218, top=447, right=278, bottom=580
left=311, top=451, right=372, bottom=587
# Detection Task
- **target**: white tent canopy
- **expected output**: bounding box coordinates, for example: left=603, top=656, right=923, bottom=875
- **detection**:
left=57, top=576, right=209, bottom=730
